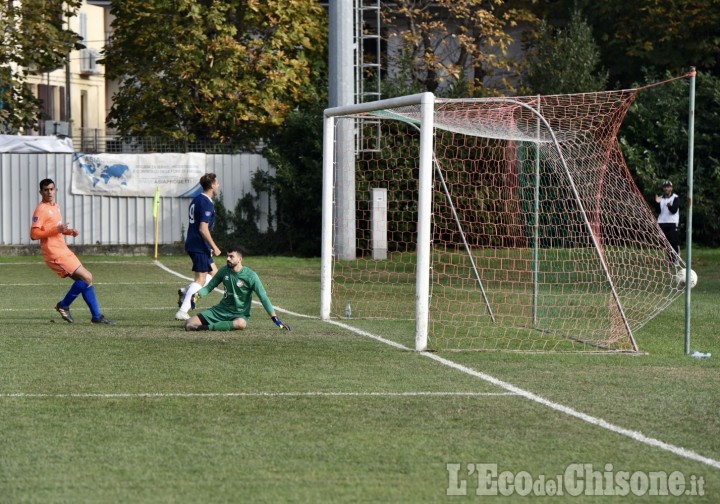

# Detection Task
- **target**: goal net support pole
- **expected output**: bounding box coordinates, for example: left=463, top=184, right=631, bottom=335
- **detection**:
left=684, top=68, right=696, bottom=355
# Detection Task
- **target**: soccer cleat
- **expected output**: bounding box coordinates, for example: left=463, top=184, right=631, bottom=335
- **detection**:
left=175, top=310, right=190, bottom=321
left=55, top=303, right=74, bottom=323
left=184, top=323, right=209, bottom=332
left=177, top=288, right=195, bottom=310
left=91, top=315, right=116, bottom=325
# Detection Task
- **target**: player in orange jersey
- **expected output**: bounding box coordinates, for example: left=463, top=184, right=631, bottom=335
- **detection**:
left=31, top=178, right=114, bottom=324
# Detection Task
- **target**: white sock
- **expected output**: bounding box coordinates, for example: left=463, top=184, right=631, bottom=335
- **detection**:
left=203, top=274, right=213, bottom=287
left=180, top=282, right=202, bottom=312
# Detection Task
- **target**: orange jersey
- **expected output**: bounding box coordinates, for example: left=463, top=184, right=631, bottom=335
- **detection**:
left=31, top=201, right=71, bottom=260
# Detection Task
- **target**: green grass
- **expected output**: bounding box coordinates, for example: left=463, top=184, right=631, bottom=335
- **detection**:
left=0, top=251, right=719, bottom=502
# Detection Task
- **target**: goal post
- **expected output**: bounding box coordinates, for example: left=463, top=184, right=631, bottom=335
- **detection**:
left=322, top=88, right=688, bottom=353
left=321, top=92, right=435, bottom=350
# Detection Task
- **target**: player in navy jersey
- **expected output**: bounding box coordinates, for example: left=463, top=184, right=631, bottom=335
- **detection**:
left=176, top=173, right=222, bottom=320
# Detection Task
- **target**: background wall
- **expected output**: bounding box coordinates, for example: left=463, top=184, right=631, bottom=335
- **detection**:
left=0, top=152, right=274, bottom=247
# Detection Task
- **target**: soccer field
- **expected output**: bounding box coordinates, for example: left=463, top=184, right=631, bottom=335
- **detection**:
left=0, top=252, right=718, bottom=502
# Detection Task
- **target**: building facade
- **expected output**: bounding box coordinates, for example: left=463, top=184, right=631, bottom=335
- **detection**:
left=21, top=1, right=107, bottom=147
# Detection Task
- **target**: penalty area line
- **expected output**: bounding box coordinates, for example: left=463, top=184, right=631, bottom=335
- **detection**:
left=0, top=391, right=515, bottom=399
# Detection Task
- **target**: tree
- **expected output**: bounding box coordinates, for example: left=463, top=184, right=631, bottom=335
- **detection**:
left=262, top=102, right=325, bottom=256
left=381, top=0, right=537, bottom=97
left=520, top=0, right=720, bottom=89
left=0, top=0, right=83, bottom=132
left=103, top=0, right=327, bottom=149
left=585, top=0, right=720, bottom=87
left=523, top=10, right=608, bottom=95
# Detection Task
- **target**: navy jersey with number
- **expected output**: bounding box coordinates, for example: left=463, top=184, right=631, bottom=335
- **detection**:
left=185, top=193, right=215, bottom=253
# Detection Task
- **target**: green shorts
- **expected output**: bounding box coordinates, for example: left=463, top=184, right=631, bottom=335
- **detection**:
left=199, top=305, right=249, bottom=325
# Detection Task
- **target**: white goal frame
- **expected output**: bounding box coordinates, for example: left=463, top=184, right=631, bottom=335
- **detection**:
left=321, top=92, right=435, bottom=351
left=321, top=92, right=668, bottom=353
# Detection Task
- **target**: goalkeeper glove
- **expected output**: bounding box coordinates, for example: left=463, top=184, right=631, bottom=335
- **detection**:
left=272, top=315, right=291, bottom=331
left=192, top=292, right=201, bottom=306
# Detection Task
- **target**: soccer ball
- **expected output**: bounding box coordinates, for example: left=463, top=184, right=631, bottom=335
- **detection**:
left=675, top=268, right=697, bottom=289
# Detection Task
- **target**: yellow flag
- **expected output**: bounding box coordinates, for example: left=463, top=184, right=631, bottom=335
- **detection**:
left=152, top=186, right=160, bottom=218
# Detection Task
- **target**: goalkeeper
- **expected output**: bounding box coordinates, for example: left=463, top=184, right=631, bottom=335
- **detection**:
left=183, top=245, right=291, bottom=332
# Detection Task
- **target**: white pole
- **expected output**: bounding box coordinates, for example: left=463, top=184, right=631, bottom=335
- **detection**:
left=320, top=114, right=336, bottom=320
left=533, top=96, right=541, bottom=325
left=684, top=67, right=696, bottom=355
left=415, top=92, right=435, bottom=351
left=322, top=93, right=433, bottom=323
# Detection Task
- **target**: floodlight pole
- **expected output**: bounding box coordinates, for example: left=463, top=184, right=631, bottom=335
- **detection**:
left=684, top=67, right=696, bottom=355
left=328, top=0, right=356, bottom=261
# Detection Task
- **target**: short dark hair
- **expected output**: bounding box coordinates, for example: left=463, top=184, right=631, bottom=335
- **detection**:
left=226, top=245, right=245, bottom=257
left=39, top=178, right=55, bottom=190
left=200, top=173, right=217, bottom=191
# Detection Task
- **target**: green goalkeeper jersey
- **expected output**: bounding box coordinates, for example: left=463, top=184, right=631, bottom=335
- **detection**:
left=198, top=265, right=274, bottom=319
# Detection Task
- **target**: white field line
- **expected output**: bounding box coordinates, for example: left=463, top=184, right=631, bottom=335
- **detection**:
left=1, top=391, right=514, bottom=399
left=324, top=318, right=720, bottom=471
left=154, top=260, right=720, bottom=469
left=11, top=260, right=717, bottom=471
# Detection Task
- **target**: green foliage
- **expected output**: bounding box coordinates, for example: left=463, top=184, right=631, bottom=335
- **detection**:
left=212, top=176, right=284, bottom=256
left=522, top=0, right=720, bottom=88
left=621, top=71, right=720, bottom=246
left=104, top=0, right=327, bottom=149
left=523, top=10, right=608, bottom=95
left=380, top=44, right=423, bottom=99
left=381, top=0, right=537, bottom=96
left=0, top=0, right=83, bottom=132
left=261, top=103, right=326, bottom=257
left=585, top=0, right=720, bottom=87
left=211, top=192, right=232, bottom=243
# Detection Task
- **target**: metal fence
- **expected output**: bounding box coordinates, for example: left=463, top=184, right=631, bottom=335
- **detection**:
left=74, top=130, right=259, bottom=155
left=0, top=151, right=275, bottom=247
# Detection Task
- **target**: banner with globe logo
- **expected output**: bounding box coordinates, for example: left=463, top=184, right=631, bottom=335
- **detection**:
left=71, top=152, right=207, bottom=197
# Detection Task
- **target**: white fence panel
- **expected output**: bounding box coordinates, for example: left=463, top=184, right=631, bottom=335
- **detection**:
left=0, top=153, right=274, bottom=246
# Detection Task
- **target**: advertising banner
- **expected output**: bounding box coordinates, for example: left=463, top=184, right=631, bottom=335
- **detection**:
left=71, top=152, right=207, bottom=197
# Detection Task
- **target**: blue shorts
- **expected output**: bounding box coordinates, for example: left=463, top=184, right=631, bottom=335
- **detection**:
left=189, top=251, right=214, bottom=273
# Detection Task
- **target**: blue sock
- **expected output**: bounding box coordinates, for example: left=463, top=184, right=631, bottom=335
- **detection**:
left=82, top=285, right=102, bottom=320
left=60, top=280, right=88, bottom=308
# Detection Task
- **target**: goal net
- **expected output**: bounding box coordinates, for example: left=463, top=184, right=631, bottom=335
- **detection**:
left=321, top=89, right=687, bottom=352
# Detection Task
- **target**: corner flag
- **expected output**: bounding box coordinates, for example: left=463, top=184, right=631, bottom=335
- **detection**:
left=153, top=186, right=161, bottom=260
left=152, top=186, right=160, bottom=218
